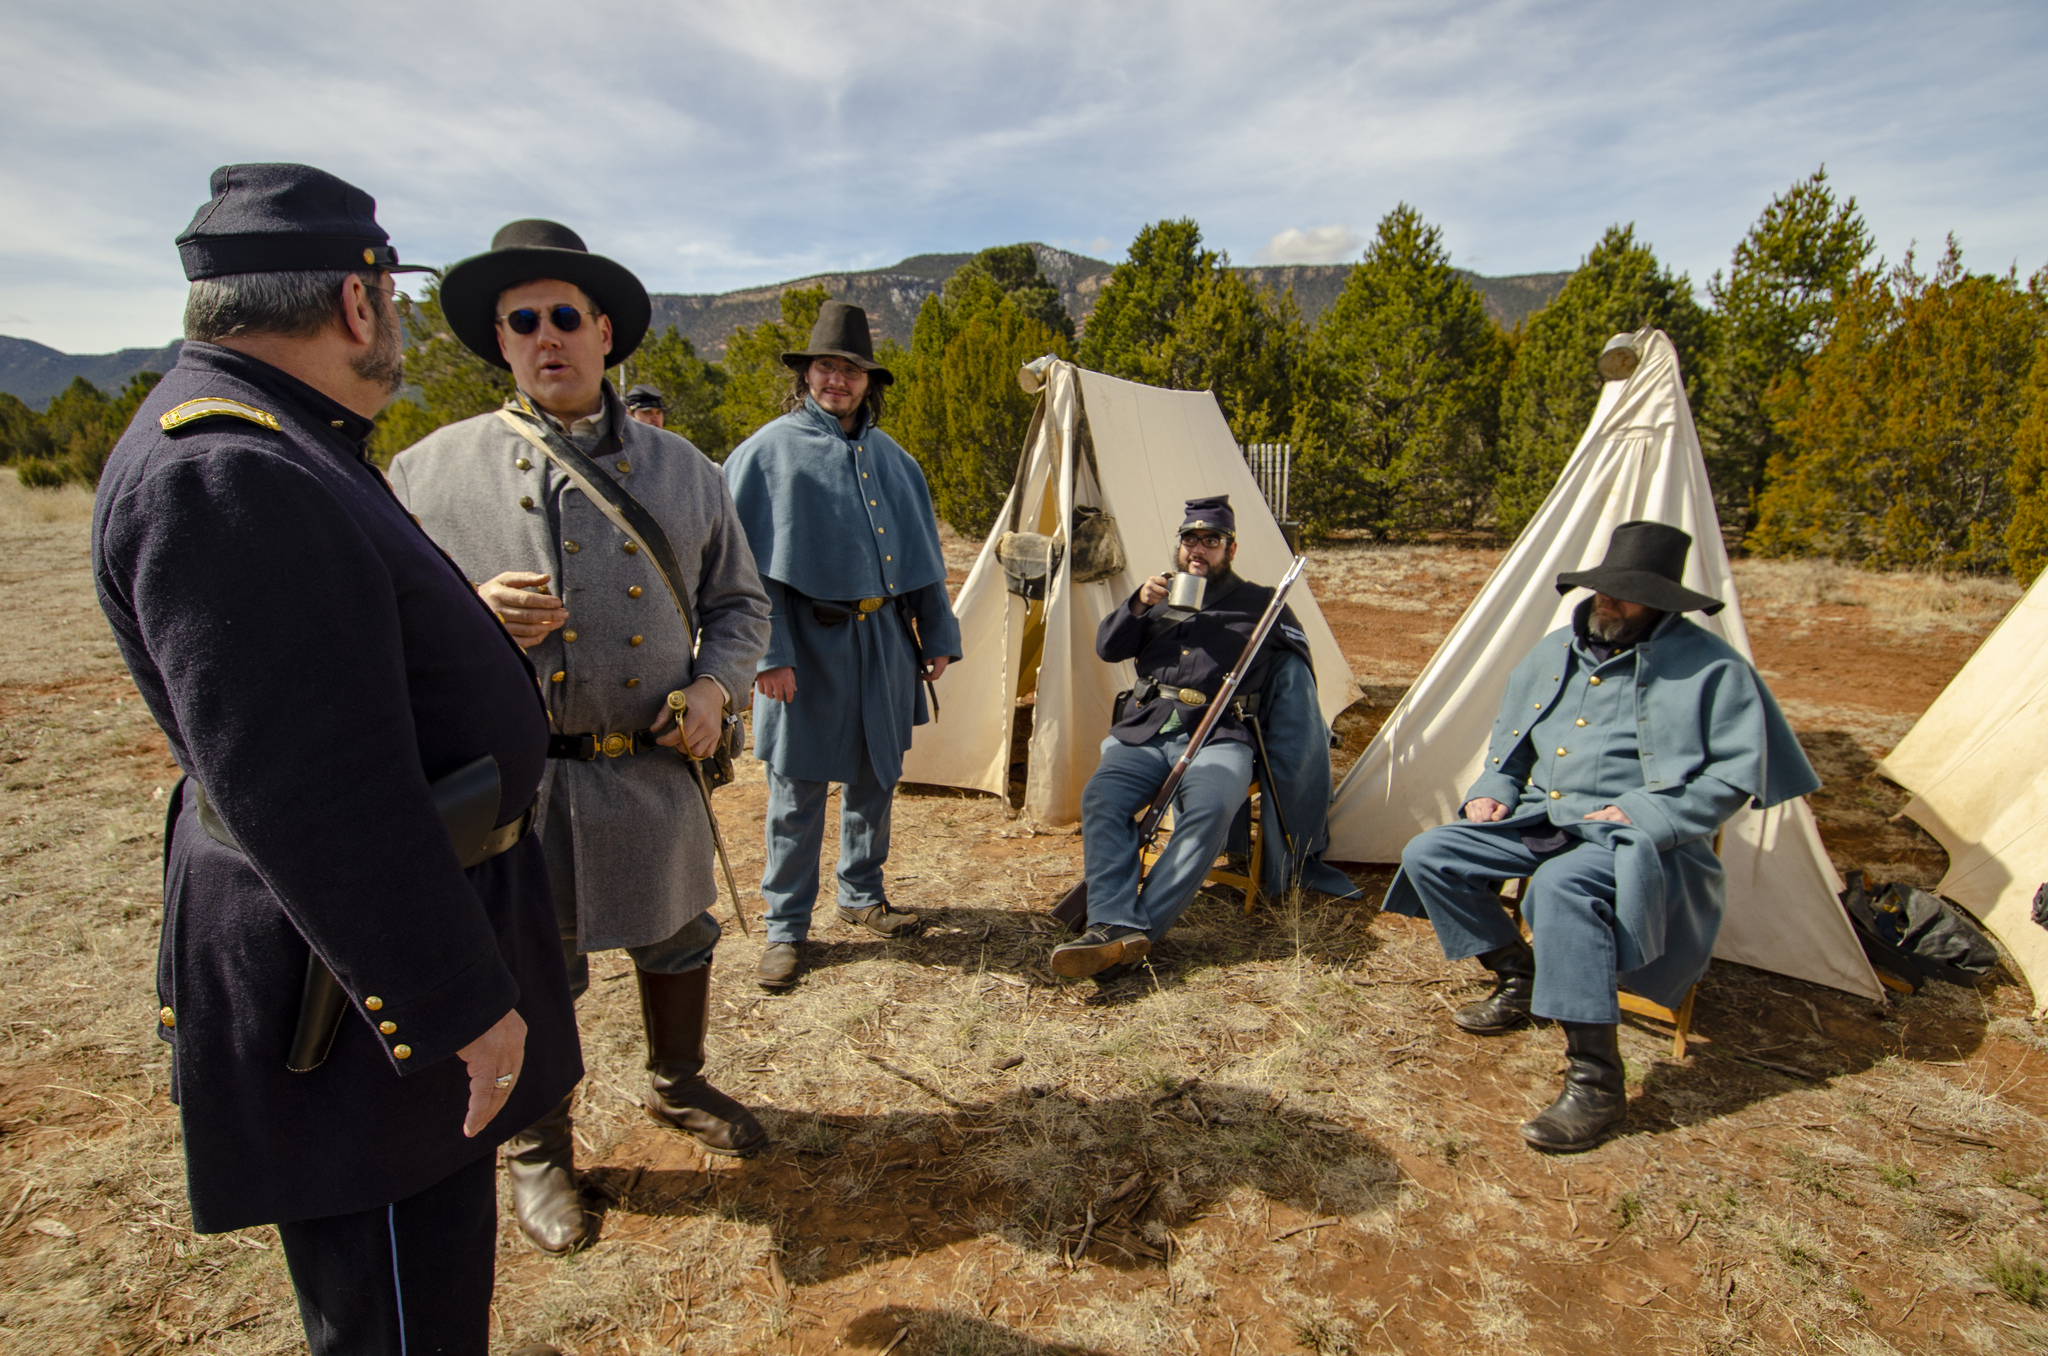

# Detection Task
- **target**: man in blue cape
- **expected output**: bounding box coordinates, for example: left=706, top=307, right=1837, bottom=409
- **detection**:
left=724, top=302, right=963, bottom=989
left=1384, top=521, right=1819, bottom=1153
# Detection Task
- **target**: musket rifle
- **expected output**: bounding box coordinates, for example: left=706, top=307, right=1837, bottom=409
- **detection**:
left=1050, top=555, right=1307, bottom=930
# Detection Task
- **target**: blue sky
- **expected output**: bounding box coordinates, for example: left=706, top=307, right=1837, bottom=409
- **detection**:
left=3, top=0, right=2043, bottom=353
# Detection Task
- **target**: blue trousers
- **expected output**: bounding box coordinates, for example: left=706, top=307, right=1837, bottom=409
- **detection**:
left=277, top=1150, right=494, bottom=1355
left=761, top=744, right=895, bottom=944
left=1082, top=732, right=1254, bottom=942
left=1397, top=821, right=1623, bottom=1023
left=543, top=796, right=720, bottom=1001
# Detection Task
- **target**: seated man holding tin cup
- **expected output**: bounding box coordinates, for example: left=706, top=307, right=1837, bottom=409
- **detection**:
left=1051, top=496, right=1311, bottom=979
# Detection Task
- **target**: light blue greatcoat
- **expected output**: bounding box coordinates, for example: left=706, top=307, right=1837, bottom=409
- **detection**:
left=1382, top=605, right=1820, bottom=1007
left=723, top=399, right=962, bottom=786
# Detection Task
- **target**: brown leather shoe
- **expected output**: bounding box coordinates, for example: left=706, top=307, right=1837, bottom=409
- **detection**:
left=639, top=965, right=768, bottom=1157
left=502, top=1093, right=591, bottom=1254
left=757, top=941, right=802, bottom=989
left=838, top=901, right=925, bottom=937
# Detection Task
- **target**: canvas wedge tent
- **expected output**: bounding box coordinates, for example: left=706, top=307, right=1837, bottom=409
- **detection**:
left=899, top=358, right=1357, bottom=825
left=1324, top=329, right=1883, bottom=1002
left=1880, top=574, right=2048, bottom=1013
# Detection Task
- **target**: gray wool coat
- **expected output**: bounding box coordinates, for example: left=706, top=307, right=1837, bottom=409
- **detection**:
left=388, top=394, right=771, bottom=952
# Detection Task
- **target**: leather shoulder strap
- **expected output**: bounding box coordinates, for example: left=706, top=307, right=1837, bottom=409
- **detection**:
left=495, top=399, right=697, bottom=641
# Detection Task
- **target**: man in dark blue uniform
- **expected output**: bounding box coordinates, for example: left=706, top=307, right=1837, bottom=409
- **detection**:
left=1052, top=496, right=1311, bottom=979
left=93, top=164, right=581, bottom=1356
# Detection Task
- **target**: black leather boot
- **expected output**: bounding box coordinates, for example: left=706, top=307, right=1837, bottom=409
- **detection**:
left=1521, top=1021, right=1628, bottom=1152
left=639, top=965, right=768, bottom=1157
left=502, top=1093, right=591, bottom=1254
left=1453, top=938, right=1536, bottom=1034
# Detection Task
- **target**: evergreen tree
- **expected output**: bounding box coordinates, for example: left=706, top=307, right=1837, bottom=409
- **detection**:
left=1292, top=204, right=1510, bottom=536
left=1751, top=243, right=2046, bottom=572
left=1703, top=168, right=1873, bottom=535
left=893, top=251, right=1070, bottom=535
left=1495, top=225, right=1713, bottom=535
left=715, top=286, right=828, bottom=447
left=0, top=391, right=53, bottom=462
left=2006, top=334, right=2048, bottom=584
left=1077, top=218, right=1302, bottom=445
left=621, top=326, right=731, bottom=459
left=370, top=279, right=512, bottom=464
left=950, top=244, right=1073, bottom=342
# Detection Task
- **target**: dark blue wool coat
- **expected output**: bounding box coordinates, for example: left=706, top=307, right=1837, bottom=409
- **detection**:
left=93, top=343, right=582, bottom=1232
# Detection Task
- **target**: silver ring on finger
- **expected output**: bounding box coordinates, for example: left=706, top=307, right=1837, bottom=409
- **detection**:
left=494, top=1072, right=516, bottom=1089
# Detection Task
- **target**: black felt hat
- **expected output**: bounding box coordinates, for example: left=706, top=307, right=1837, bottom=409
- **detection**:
left=781, top=301, right=893, bottom=385
left=1556, top=520, right=1724, bottom=614
left=176, top=163, right=434, bottom=281
left=623, top=383, right=665, bottom=411
left=1179, top=495, right=1237, bottom=537
left=439, top=219, right=651, bottom=371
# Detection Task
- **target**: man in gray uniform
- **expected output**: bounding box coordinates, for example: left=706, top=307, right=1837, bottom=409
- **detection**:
left=389, top=220, right=771, bottom=1253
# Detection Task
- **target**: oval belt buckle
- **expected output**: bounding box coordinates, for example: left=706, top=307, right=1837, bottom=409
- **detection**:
left=857, top=597, right=884, bottom=613
left=1178, top=687, right=1208, bottom=706
left=602, top=732, right=630, bottom=757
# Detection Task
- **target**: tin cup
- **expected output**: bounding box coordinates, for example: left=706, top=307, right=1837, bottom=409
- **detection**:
left=1167, top=571, right=1207, bottom=610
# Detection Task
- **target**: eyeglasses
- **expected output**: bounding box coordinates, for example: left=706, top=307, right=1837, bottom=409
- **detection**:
left=496, top=305, right=599, bottom=336
left=1179, top=531, right=1227, bottom=549
left=368, top=283, right=413, bottom=315
left=811, top=357, right=867, bottom=379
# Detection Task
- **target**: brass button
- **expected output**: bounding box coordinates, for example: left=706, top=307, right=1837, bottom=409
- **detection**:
left=1533, top=702, right=1542, bottom=709
left=159, top=1006, right=175, bottom=1029
left=877, top=527, right=885, bottom=534
left=628, top=586, right=642, bottom=598
left=616, top=460, right=631, bottom=473
left=409, top=513, right=420, bottom=526
left=564, top=630, right=578, bottom=643
left=1576, top=718, right=1588, bottom=727
left=516, top=457, right=531, bottom=470
left=1557, top=748, right=1568, bottom=756
left=1589, top=676, right=1602, bottom=686
left=862, top=472, right=869, bottom=478
left=393, top=1044, right=412, bottom=1060
left=885, top=555, right=892, bottom=562
left=1492, top=757, right=1499, bottom=764
left=624, top=541, right=640, bottom=555
left=1549, top=790, right=1563, bottom=800
left=378, top=1021, right=397, bottom=1035
left=365, top=996, right=384, bottom=1011
left=870, top=499, right=878, bottom=506
left=551, top=670, right=565, bottom=683
left=630, top=635, right=643, bottom=646
left=519, top=495, right=535, bottom=510
left=564, top=540, right=580, bottom=553
left=625, top=678, right=640, bottom=688
left=1510, top=729, right=1519, bottom=736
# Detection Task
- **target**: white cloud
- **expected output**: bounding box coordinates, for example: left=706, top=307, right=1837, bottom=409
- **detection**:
left=1259, top=226, right=1363, bottom=266
left=1, top=0, right=2044, bottom=350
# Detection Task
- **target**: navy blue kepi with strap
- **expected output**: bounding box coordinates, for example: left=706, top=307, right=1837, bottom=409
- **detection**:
left=1180, top=495, right=1236, bottom=537
left=175, top=163, right=436, bottom=280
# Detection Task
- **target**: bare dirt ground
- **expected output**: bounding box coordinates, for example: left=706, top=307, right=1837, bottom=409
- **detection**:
left=5, top=490, right=2047, bottom=1355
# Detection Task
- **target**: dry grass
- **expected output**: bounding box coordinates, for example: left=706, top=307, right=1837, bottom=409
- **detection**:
left=1732, top=558, right=2021, bottom=636
left=0, top=478, right=94, bottom=531
left=12, top=520, right=2048, bottom=1353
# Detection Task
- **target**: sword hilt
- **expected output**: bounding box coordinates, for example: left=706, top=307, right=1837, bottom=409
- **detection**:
left=666, top=688, right=689, bottom=716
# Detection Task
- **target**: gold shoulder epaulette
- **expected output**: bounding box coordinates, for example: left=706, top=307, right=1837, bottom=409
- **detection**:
left=159, top=397, right=283, bottom=433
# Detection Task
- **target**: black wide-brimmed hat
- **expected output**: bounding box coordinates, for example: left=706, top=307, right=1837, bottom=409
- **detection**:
left=781, top=300, right=893, bottom=385
left=440, top=219, right=651, bottom=371
left=1556, top=520, right=1723, bottom=614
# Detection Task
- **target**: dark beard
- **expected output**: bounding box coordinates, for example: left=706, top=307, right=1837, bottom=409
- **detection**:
left=1588, top=606, right=1658, bottom=645
left=350, top=300, right=405, bottom=396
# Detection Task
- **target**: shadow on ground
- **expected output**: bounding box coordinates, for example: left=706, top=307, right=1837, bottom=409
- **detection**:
left=841, top=1305, right=1114, bottom=1355
left=579, top=1082, right=1402, bottom=1285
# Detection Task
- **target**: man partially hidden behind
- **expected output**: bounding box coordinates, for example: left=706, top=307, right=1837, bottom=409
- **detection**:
left=389, top=220, right=772, bottom=1254
left=624, top=383, right=666, bottom=428
left=1384, top=521, right=1818, bottom=1152
left=723, top=302, right=963, bottom=990
left=1052, top=496, right=1312, bottom=980
left=93, top=165, right=579, bottom=1355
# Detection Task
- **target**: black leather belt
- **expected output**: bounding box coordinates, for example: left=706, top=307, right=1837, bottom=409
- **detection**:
left=192, top=781, right=533, bottom=870
left=549, top=730, right=662, bottom=760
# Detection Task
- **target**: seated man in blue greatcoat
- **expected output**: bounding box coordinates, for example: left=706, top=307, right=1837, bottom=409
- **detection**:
left=1052, top=496, right=1316, bottom=980
left=1383, top=521, right=1818, bottom=1153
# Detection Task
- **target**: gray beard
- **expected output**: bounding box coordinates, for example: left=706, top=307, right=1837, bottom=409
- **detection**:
left=351, top=303, right=405, bottom=396
left=1588, top=608, right=1656, bottom=644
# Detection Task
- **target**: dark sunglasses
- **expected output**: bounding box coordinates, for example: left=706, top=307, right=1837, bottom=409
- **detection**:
left=496, top=305, right=598, bottom=336
left=1180, top=531, right=1227, bottom=549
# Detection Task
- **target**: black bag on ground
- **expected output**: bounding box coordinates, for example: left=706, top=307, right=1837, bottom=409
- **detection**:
left=1842, top=871, right=1999, bottom=988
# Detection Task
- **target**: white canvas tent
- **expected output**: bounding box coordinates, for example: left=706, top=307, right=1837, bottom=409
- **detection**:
left=1324, top=330, right=1882, bottom=1002
left=900, top=359, right=1357, bottom=824
left=1881, top=573, right=2048, bottom=1013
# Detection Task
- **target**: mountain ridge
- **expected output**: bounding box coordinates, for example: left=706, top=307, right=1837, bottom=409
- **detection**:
left=1, top=248, right=1570, bottom=405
